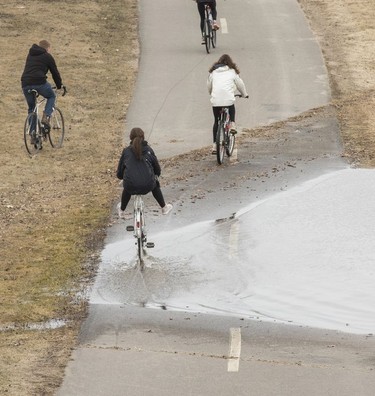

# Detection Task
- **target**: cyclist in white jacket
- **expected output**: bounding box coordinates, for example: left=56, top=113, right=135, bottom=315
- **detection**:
left=207, top=54, right=248, bottom=153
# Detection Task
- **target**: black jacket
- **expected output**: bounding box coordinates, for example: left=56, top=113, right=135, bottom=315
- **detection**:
left=116, top=141, right=161, bottom=195
left=21, top=44, right=62, bottom=88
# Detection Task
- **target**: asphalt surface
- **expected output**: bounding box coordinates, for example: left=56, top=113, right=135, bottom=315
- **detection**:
left=58, top=0, right=375, bottom=395
left=126, top=0, right=330, bottom=159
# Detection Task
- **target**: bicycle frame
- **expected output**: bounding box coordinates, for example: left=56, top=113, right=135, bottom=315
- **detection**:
left=30, top=86, right=63, bottom=118
left=24, top=91, right=48, bottom=151
left=203, top=5, right=216, bottom=53
left=126, top=195, right=154, bottom=271
left=133, top=195, right=145, bottom=240
left=24, top=87, right=65, bottom=156
left=219, top=107, right=230, bottom=131
left=215, top=94, right=245, bottom=164
left=215, top=107, right=235, bottom=165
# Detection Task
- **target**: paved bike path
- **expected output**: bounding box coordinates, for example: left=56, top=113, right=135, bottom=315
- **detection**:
left=125, top=0, right=330, bottom=159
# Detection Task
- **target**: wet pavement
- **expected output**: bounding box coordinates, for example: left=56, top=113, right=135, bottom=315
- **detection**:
left=94, top=108, right=375, bottom=335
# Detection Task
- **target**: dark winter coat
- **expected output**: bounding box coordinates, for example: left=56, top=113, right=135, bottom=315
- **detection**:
left=21, top=44, right=62, bottom=88
left=116, top=141, right=160, bottom=195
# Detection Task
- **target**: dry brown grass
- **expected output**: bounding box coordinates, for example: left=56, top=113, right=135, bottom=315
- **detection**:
left=298, top=0, right=375, bottom=167
left=0, top=0, right=138, bottom=394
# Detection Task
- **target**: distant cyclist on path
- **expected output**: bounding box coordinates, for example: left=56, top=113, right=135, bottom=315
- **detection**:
left=21, top=40, right=64, bottom=131
left=193, top=0, right=220, bottom=44
left=207, top=54, right=249, bottom=153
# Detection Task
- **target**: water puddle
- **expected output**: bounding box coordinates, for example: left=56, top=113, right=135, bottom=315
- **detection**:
left=93, top=169, right=375, bottom=335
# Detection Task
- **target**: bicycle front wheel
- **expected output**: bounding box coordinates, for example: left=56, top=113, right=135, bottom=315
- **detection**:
left=216, top=122, right=225, bottom=165
left=204, top=20, right=211, bottom=53
left=24, top=112, right=42, bottom=156
left=48, top=107, right=65, bottom=148
left=226, top=131, right=235, bottom=156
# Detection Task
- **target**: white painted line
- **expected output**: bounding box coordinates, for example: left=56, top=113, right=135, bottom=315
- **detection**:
left=228, top=328, right=241, bottom=372
left=220, top=18, right=228, bottom=34
left=229, top=221, right=239, bottom=259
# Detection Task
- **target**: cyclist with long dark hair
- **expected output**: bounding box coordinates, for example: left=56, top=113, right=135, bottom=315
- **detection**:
left=116, top=127, right=172, bottom=219
left=193, top=0, right=220, bottom=44
left=207, top=54, right=249, bottom=153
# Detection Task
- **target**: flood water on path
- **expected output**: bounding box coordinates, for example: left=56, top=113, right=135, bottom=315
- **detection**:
left=91, top=169, right=375, bottom=335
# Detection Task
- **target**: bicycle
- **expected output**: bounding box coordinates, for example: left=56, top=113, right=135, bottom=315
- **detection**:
left=24, top=86, right=66, bottom=156
left=215, top=94, right=246, bottom=165
left=203, top=4, right=217, bottom=54
left=126, top=195, right=155, bottom=271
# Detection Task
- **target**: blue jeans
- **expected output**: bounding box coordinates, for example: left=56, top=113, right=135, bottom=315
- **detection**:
left=22, top=82, right=56, bottom=117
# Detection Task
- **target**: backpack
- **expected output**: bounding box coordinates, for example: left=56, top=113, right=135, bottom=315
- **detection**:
left=123, top=149, right=156, bottom=195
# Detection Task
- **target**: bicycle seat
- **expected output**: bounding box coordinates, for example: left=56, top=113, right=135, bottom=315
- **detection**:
left=27, top=89, right=39, bottom=97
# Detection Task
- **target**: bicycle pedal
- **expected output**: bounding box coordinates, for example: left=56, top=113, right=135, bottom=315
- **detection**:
left=146, top=242, right=155, bottom=248
left=126, top=225, right=134, bottom=231
left=42, top=124, right=50, bottom=133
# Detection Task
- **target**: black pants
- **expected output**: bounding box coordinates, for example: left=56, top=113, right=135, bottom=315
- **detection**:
left=121, top=181, right=166, bottom=211
left=197, top=1, right=217, bottom=34
left=212, top=105, right=235, bottom=142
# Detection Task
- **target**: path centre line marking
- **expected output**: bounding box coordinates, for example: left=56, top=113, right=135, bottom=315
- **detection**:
left=229, top=220, right=239, bottom=259
left=220, top=18, right=228, bottom=34
left=228, top=327, right=241, bottom=372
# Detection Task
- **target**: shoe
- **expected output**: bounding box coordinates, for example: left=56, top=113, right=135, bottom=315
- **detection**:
left=201, top=36, right=205, bottom=45
left=30, top=131, right=36, bottom=145
left=117, top=202, right=126, bottom=219
left=42, top=112, right=51, bottom=131
left=230, top=122, right=237, bottom=134
left=213, top=21, right=220, bottom=30
left=211, top=143, right=217, bottom=155
left=162, top=203, right=173, bottom=215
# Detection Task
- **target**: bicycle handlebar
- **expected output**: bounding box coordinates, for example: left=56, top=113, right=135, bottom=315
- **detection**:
left=52, top=85, right=68, bottom=96
left=235, top=94, right=249, bottom=98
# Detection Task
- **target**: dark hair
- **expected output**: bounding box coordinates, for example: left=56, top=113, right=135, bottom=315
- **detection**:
left=129, top=127, right=145, bottom=160
left=209, top=54, right=240, bottom=74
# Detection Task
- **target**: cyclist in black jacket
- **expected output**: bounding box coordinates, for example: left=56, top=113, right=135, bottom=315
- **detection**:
left=116, top=127, right=173, bottom=219
left=193, top=0, right=220, bottom=44
left=21, top=40, right=64, bottom=129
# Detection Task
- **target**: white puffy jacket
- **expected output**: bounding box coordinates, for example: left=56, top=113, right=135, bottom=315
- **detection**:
left=207, top=65, right=248, bottom=107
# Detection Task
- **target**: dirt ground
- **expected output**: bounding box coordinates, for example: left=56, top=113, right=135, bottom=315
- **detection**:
left=0, top=0, right=374, bottom=394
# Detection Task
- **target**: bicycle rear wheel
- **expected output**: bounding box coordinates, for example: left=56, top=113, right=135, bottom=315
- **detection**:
left=216, top=122, right=225, bottom=165
left=24, top=112, right=42, bottom=156
left=48, top=107, right=65, bottom=148
left=204, top=19, right=211, bottom=53
left=226, top=131, right=235, bottom=156
left=211, top=27, right=217, bottom=48
left=135, top=205, right=146, bottom=271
